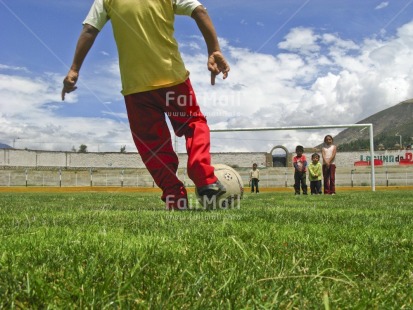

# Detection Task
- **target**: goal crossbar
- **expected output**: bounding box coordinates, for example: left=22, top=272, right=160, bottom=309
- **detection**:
left=211, top=124, right=376, bottom=191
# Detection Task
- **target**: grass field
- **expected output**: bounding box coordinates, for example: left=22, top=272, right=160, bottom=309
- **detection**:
left=1, top=189, right=413, bottom=308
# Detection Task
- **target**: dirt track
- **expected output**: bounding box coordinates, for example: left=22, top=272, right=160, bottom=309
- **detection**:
left=0, top=186, right=411, bottom=193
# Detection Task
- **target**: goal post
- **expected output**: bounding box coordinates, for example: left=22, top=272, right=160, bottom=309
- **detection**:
left=211, top=124, right=376, bottom=191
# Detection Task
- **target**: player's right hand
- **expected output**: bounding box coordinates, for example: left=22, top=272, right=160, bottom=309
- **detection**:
left=61, top=69, right=79, bottom=100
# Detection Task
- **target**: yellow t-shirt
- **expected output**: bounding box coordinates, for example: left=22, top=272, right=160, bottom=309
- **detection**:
left=83, top=0, right=201, bottom=95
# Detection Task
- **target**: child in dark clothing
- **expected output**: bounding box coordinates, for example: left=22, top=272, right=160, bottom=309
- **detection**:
left=249, top=163, right=260, bottom=193
left=293, top=145, right=308, bottom=195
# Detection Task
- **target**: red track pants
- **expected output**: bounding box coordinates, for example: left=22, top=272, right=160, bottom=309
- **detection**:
left=124, top=79, right=217, bottom=205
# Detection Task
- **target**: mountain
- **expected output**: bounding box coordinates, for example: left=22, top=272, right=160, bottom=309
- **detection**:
left=0, top=143, right=12, bottom=149
left=330, top=99, right=413, bottom=150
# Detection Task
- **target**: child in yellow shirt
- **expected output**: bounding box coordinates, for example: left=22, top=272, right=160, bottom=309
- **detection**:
left=308, top=153, right=322, bottom=195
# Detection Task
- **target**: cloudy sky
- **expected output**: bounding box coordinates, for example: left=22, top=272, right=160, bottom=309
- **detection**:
left=1, top=0, right=413, bottom=153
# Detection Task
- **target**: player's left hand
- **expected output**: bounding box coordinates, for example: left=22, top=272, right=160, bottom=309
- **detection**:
left=208, top=51, right=230, bottom=85
left=61, top=69, right=79, bottom=100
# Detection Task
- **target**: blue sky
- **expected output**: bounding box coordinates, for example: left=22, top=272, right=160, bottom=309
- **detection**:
left=1, top=0, right=413, bottom=152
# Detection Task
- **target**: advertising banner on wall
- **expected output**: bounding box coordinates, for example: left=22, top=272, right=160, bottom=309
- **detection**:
left=355, top=151, right=413, bottom=166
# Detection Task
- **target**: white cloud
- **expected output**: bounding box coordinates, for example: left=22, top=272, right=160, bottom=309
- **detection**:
left=278, top=27, right=321, bottom=54
left=0, top=64, right=30, bottom=73
left=375, top=2, right=389, bottom=10
left=180, top=41, right=201, bottom=50
left=101, top=111, right=128, bottom=119
left=0, top=73, right=62, bottom=116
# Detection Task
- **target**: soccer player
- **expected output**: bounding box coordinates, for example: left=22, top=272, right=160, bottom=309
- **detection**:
left=61, top=0, right=230, bottom=210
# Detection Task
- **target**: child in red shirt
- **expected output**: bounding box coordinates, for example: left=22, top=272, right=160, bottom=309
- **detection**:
left=293, top=145, right=308, bottom=195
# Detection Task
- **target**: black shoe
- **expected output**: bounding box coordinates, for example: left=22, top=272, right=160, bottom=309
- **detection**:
left=197, top=180, right=227, bottom=209
left=197, top=180, right=227, bottom=199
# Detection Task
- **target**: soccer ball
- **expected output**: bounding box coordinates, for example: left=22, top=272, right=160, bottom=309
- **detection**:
left=196, top=164, right=244, bottom=209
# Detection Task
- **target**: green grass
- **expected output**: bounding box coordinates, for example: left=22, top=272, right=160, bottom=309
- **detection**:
left=1, top=191, right=413, bottom=309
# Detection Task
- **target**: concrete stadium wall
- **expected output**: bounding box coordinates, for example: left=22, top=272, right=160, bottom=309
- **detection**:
left=0, top=149, right=268, bottom=169
left=0, top=149, right=412, bottom=169
left=1, top=149, right=145, bottom=169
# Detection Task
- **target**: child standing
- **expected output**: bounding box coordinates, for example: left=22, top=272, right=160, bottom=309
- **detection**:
left=249, top=163, right=260, bottom=193
left=322, top=135, right=337, bottom=195
left=308, top=153, right=322, bottom=194
left=293, top=145, right=308, bottom=195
